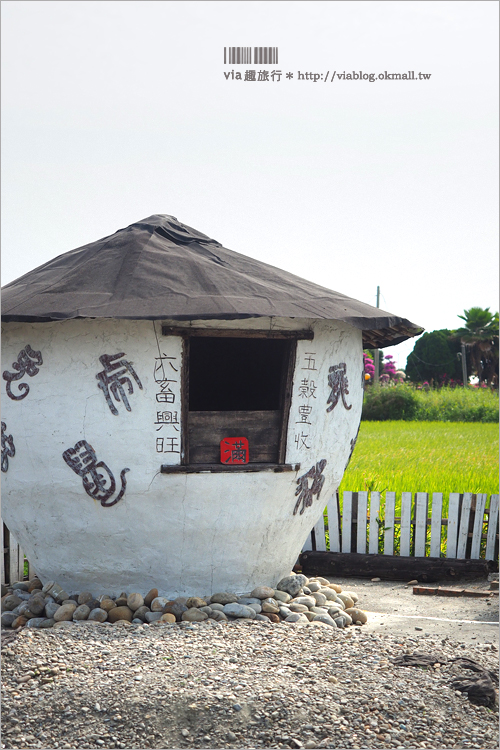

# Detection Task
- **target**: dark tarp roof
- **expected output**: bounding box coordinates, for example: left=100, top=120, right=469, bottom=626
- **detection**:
left=1, top=214, right=423, bottom=348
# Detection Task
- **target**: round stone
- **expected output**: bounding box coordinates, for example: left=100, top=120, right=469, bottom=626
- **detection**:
left=12, top=581, right=29, bottom=591
left=343, top=590, right=359, bottom=603
left=107, top=606, right=133, bottom=623
left=151, top=596, right=170, bottom=612
left=261, top=612, right=280, bottom=623
left=311, top=592, right=327, bottom=606
left=28, top=595, right=47, bottom=616
left=223, top=603, right=256, bottom=619
left=77, top=591, right=93, bottom=605
left=312, top=613, right=337, bottom=627
left=53, top=603, right=77, bottom=622
left=12, top=615, right=28, bottom=629
left=145, top=611, right=162, bottom=623
left=185, top=597, right=207, bottom=608
left=290, top=595, right=316, bottom=608
left=209, top=602, right=224, bottom=612
left=209, top=610, right=228, bottom=622
left=182, top=607, right=208, bottom=622
left=39, top=618, right=56, bottom=628
left=27, top=579, right=43, bottom=593
left=285, top=612, right=309, bottom=624
left=336, top=593, right=354, bottom=608
left=72, top=604, right=90, bottom=621
left=273, top=590, right=292, bottom=603
left=127, top=593, right=144, bottom=611
left=276, top=574, right=308, bottom=597
left=319, top=587, right=338, bottom=601
left=44, top=600, right=60, bottom=619
left=261, top=598, right=279, bottom=614
left=1, top=612, right=17, bottom=627
left=211, top=592, right=239, bottom=605
left=26, top=617, right=49, bottom=628
left=289, top=603, right=309, bottom=613
left=88, top=607, right=108, bottom=622
left=133, top=605, right=150, bottom=622
left=250, top=586, right=275, bottom=599
left=144, top=588, right=159, bottom=607
left=162, top=602, right=188, bottom=620
left=160, top=612, right=176, bottom=623
left=99, top=598, right=117, bottom=612
left=306, top=581, right=321, bottom=592
left=328, top=583, right=343, bottom=593
left=344, top=608, right=367, bottom=624
left=1, top=594, right=22, bottom=611
left=279, top=606, right=292, bottom=619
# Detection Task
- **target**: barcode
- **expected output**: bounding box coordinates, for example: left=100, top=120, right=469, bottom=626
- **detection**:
left=224, top=47, right=279, bottom=65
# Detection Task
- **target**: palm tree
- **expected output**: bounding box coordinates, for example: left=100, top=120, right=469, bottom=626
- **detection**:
left=454, top=307, right=499, bottom=385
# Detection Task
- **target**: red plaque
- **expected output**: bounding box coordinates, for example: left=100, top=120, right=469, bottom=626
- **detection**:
left=220, top=437, right=249, bottom=464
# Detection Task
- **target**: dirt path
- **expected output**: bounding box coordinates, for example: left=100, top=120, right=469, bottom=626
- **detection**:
left=326, top=575, right=499, bottom=644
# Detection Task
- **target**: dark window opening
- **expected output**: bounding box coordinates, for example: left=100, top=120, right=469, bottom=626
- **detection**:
left=189, top=337, right=289, bottom=411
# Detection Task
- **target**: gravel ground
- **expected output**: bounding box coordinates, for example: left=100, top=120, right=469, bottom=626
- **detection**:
left=1, top=615, right=498, bottom=750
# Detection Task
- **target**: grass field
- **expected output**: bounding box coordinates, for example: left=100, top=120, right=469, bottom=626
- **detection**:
left=339, top=421, right=499, bottom=500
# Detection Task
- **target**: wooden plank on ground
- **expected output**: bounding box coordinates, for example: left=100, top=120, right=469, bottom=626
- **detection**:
left=384, top=492, right=396, bottom=555
left=357, top=491, right=368, bottom=554
left=414, top=492, right=428, bottom=557
left=430, top=493, right=444, bottom=559
left=470, top=494, right=488, bottom=559
left=413, top=586, right=495, bottom=598
left=368, top=492, right=380, bottom=555
left=456, top=493, right=473, bottom=559
left=313, top=511, right=327, bottom=552
left=327, top=494, right=340, bottom=553
left=400, top=492, right=412, bottom=557
left=342, top=492, right=352, bottom=554
left=300, top=550, right=492, bottom=582
left=485, top=494, right=499, bottom=561
left=447, top=493, right=460, bottom=558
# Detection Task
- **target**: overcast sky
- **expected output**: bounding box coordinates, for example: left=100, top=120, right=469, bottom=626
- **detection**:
left=1, top=0, right=498, bottom=368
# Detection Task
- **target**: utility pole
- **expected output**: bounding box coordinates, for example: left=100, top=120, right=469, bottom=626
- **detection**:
left=461, top=341, right=468, bottom=387
left=374, top=286, right=380, bottom=385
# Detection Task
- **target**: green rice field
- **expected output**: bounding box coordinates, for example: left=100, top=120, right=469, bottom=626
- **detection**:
left=339, top=421, right=499, bottom=501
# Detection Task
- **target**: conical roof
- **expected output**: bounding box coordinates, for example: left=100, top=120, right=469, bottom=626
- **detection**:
left=1, top=214, right=423, bottom=348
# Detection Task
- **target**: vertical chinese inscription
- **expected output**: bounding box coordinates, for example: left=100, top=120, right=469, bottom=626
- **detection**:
left=293, top=459, right=327, bottom=515
left=3, top=345, right=43, bottom=401
left=1, top=422, right=15, bottom=473
left=154, top=347, right=181, bottom=458
left=293, top=351, right=318, bottom=450
left=326, top=362, right=352, bottom=412
left=96, top=352, right=143, bottom=415
left=62, top=440, right=129, bottom=507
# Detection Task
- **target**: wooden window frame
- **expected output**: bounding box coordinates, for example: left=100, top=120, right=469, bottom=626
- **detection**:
left=161, top=326, right=313, bottom=473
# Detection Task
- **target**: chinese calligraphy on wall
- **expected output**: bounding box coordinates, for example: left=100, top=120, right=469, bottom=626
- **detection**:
left=293, top=459, right=327, bottom=515
left=62, top=439, right=129, bottom=508
left=293, top=351, right=318, bottom=450
left=3, top=345, right=43, bottom=401
left=96, top=352, right=143, bottom=415
left=326, top=362, right=352, bottom=413
left=154, top=341, right=182, bottom=461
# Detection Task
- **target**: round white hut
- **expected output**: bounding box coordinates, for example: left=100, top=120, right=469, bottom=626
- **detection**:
left=1, top=215, right=422, bottom=597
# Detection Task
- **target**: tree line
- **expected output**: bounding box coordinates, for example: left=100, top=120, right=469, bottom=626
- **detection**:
left=365, top=307, right=499, bottom=387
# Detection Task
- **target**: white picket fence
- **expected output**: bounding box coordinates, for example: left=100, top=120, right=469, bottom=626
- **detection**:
left=2, top=493, right=499, bottom=585
left=303, top=491, right=499, bottom=560
left=1, top=523, right=36, bottom=586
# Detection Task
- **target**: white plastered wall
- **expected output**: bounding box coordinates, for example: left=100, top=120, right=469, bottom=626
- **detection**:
left=1, top=317, right=363, bottom=596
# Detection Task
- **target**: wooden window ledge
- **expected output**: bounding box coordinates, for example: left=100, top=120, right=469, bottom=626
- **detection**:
left=161, top=463, right=301, bottom=474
